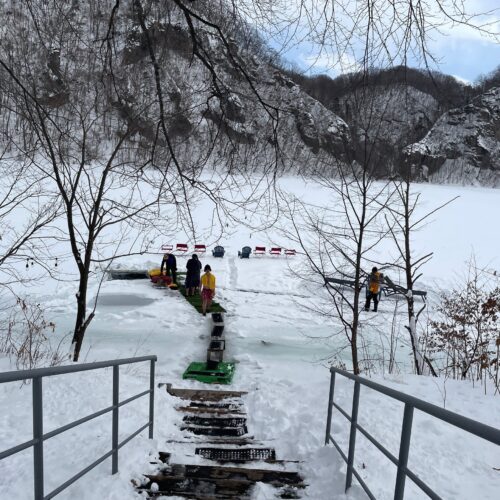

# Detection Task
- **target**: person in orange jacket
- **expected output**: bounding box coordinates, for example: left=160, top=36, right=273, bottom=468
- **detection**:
left=365, top=267, right=383, bottom=312
left=201, top=265, right=216, bottom=316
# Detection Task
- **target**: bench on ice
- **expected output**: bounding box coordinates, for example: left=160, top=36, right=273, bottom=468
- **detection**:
left=254, top=246, right=266, bottom=256
left=284, top=249, right=296, bottom=256
left=176, top=243, right=188, bottom=253
left=325, top=276, right=427, bottom=301
left=161, top=244, right=173, bottom=252
left=269, top=247, right=282, bottom=256
left=383, top=277, right=427, bottom=301
left=194, top=244, right=206, bottom=254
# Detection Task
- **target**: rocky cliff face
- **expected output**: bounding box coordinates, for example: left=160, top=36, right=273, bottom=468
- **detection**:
left=0, top=0, right=351, bottom=174
left=404, top=87, right=500, bottom=185
left=337, top=84, right=440, bottom=177
left=1, top=0, right=498, bottom=186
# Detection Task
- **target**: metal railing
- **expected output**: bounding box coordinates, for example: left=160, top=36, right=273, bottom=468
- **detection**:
left=0, top=355, right=157, bottom=500
left=325, top=366, right=500, bottom=500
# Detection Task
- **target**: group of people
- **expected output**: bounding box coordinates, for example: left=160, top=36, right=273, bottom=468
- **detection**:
left=161, top=252, right=381, bottom=315
left=161, top=252, right=216, bottom=316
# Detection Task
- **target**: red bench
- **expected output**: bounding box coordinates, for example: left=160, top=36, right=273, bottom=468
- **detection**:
left=254, top=246, right=266, bottom=255
left=269, top=247, right=282, bottom=256
left=284, top=249, right=296, bottom=256
left=194, top=244, right=206, bottom=254
left=175, top=243, right=188, bottom=253
left=161, top=244, right=173, bottom=252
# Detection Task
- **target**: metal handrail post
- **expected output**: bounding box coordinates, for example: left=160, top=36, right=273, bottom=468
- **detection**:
left=345, top=380, right=360, bottom=491
left=149, top=359, right=155, bottom=439
left=325, top=370, right=336, bottom=445
left=33, top=376, right=44, bottom=500
left=394, top=403, right=414, bottom=500
left=111, top=365, right=119, bottom=474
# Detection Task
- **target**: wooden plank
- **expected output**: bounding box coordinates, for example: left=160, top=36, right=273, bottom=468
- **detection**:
left=183, top=415, right=246, bottom=428
left=165, top=438, right=262, bottom=446
left=142, top=463, right=305, bottom=493
left=176, top=406, right=246, bottom=416
left=179, top=463, right=304, bottom=485
left=180, top=425, right=249, bottom=437
left=164, top=383, right=247, bottom=401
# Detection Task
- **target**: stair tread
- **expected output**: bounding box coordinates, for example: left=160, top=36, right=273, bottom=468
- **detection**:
left=165, top=383, right=247, bottom=401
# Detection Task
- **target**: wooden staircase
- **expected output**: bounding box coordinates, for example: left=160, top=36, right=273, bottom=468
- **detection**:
left=135, top=385, right=305, bottom=499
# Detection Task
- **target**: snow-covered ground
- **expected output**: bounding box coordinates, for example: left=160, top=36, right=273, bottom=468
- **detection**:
left=0, top=177, right=499, bottom=499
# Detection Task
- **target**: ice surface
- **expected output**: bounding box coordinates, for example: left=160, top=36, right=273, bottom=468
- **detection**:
left=1, top=176, right=499, bottom=499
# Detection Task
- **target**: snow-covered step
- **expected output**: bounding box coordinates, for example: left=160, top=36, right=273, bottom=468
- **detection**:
left=145, top=385, right=306, bottom=498
left=180, top=424, right=249, bottom=438
left=183, top=415, right=247, bottom=428
left=176, top=405, right=246, bottom=416
left=138, top=463, right=305, bottom=499
left=164, top=383, right=247, bottom=402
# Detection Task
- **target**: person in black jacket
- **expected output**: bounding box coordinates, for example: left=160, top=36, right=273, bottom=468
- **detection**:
left=185, top=254, right=202, bottom=296
left=160, top=253, right=177, bottom=284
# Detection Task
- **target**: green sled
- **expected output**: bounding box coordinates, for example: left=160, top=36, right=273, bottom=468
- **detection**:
left=182, top=361, right=235, bottom=385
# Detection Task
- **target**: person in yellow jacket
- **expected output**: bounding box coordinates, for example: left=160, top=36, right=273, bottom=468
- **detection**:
left=364, top=267, right=383, bottom=312
left=201, top=265, right=216, bottom=316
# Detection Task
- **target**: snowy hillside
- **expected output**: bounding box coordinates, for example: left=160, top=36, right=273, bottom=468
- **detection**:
left=0, top=177, right=499, bottom=499
left=405, top=87, right=500, bottom=186
left=340, top=84, right=439, bottom=147
left=0, top=0, right=350, bottom=175
left=336, top=84, right=440, bottom=177
left=2, top=1, right=499, bottom=185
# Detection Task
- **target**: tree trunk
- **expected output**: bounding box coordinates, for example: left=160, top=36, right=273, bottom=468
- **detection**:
left=406, top=300, right=426, bottom=374
left=71, top=268, right=94, bottom=361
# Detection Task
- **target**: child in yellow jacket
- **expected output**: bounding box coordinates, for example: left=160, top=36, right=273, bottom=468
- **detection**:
left=201, top=265, right=216, bottom=316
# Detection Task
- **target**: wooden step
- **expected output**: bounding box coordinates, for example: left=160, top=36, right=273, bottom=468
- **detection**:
left=183, top=415, right=247, bottom=428
left=187, top=401, right=244, bottom=411
left=138, top=463, right=304, bottom=499
left=177, top=406, right=246, bottom=416
left=179, top=464, right=303, bottom=485
left=164, top=384, right=247, bottom=401
left=165, top=437, right=263, bottom=446
left=180, top=425, right=248, bottom=437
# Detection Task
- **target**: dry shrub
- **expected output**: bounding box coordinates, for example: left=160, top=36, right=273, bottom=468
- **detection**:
left=0, top=295, right=67, bottom=372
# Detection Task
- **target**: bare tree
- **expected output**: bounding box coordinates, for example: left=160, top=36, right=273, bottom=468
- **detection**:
left=235, top=0, right=499, bottom=72
left=0, top=0, right=282, bottom=361
left=0, top=144, right=62, bottom=369
left=0, top=142, right=59, bottom=291
left=384, top=166, right=457, bottom=375
left=278, top=95, right=396, bottom=374
left=0, top=3, right=178, bottom=361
